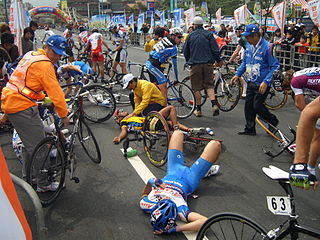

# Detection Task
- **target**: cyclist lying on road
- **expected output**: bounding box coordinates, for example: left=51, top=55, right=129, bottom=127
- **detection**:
left=113, top=105, right=202, bottom=143
left=140, top=130, right=221, bottom=234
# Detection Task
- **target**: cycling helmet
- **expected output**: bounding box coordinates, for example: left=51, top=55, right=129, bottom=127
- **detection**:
left=150, top=199, right=177, bottom=232
left=91, top=27, right=99, bottom=33
left=169, top=27, right=183, bottom=36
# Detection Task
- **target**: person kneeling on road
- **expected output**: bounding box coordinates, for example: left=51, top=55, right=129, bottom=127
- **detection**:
left=140, top=130, right=221, bottom=234
left=122, top=73, right=166, bottom=118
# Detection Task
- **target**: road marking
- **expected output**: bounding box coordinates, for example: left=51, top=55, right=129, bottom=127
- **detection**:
left=120, top=147, right=197, bottom=240
left=132, top=46, right=185, bottom=60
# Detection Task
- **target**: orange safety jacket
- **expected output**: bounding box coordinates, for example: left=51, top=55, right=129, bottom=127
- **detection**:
left=6, top=51, right=50, bottom=101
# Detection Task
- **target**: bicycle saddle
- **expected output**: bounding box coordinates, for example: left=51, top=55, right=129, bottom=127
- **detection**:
left=262, top=165, right=289, bottom=181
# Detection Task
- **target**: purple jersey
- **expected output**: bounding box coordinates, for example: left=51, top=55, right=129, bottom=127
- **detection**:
left=291, top=67, right=320, bottom=95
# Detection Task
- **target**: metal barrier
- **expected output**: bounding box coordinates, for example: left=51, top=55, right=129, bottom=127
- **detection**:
left=10, top=173, right=47, bottom=239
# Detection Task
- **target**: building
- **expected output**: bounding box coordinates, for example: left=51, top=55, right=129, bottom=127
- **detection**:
left=65, top=0, right=99, bottom=17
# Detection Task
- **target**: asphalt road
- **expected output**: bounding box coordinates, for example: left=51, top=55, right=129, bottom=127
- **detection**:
left=1, top=29, right=319, bottom=239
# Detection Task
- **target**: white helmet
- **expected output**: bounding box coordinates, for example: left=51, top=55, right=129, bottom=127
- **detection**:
left=169, top=27, right=183, bottom=35
left=193, top=16, right=204, bottom=25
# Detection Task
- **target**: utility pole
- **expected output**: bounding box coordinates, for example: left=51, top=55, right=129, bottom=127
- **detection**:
left=87, top=3, right=90, bottom=19
left=4, top=0, right=8, bottom=23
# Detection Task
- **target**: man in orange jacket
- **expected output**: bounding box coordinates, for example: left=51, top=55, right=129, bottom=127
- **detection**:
left=1, top=35, right=69, bottom=191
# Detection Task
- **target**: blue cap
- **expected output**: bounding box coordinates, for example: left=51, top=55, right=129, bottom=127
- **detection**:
left=241, top=24, right=259, bottom=37
left=46, top=35, right=68, bottom=56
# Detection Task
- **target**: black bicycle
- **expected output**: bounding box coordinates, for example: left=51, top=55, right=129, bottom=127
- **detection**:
left=26, top=93, right=101, bottom=207
left=196, top=165, right=320, bottom=239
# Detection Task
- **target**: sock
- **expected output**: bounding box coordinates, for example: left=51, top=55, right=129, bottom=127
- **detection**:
left=211, top=100, right=218, bottom=107
left=197, top=105, right=201, bottom=111
left=307, top=165, right=316, bottom=175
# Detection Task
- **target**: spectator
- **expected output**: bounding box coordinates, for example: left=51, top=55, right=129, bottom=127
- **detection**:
left=281, top=30, right=296, bottom=70
left=29, top=21, right=38, bottom=43
left=183, top=16, right=222, bottom=117
left=218, top=24, right=227, bottom=38
left=133, top=23, right=139, bottom=46
left=296, top=19, right=304, bottom=28
left=226, top=26, right=237, bottom=44
left=259, top=26, right=270, bottom=41
left=0, top=23, right=11, bottom=36
left=21, top=27, right=34, bottom=55
left=231, top=24, right=279, bottom=136
left=141, top=23, right=150, bottom=44
left=1, top=32, right=19, bottom=62
left=294, top=35, right=309, bottom=69
left=307, top=25, right=320, bottom=67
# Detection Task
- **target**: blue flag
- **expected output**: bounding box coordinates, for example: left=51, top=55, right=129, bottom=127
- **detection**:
left=160, top=11, right=165, bottom=27
left=128, top=14, right=134, bottom=26
left=137, top=12, right=145, bottom=33
left=173, top=8, right=181, bottom=27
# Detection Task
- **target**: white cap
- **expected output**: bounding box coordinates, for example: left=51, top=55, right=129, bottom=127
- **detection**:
left=193, top=16, right=204, bottom=25
left=122, top=73, right=135, bottom=89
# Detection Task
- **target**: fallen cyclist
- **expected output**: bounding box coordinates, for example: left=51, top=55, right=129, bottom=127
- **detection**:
left=113, top=105, right=209, bottom=144
left=140, top=130, right=221, bottom=234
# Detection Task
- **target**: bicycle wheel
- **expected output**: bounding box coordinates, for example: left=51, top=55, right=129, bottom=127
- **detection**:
left=26, top=136, right=66, bottom=207
left=104, top=59, right=113, bottom=77
left=167, top=82, right=196, bottom=119
left=264, top=88, right=288, bottom=110
left=256, top=116, right=288, bottom=143
left=80, top=84, right=116, bottom=123
left=107, top=74, right=131, bottom=105
left=77, top=119, right=101, bottom=163
left=143, top=112, right=170, bottom=167
left=197, top=212, right=268, bottom=240
left=181, top=76, right=207, bottom=106
left=214, top=74, right=241, bottom=112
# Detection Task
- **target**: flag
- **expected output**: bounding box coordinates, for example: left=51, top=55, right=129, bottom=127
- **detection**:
left=9, top=0, right=27, bottom=54
left=128, top=14, right=134, bottom=26
left=234, top=4, right=247, bottom=25
left=271, top=0, right=286, bottom=33
left=200, top=2, right=208, bottom=17
left=184, top=8, right=195, bottom=28
left=308, top=0, right=320, bottom=27
left=216, top=8, right=221, bottom=24
left=253, top=2, right=261, bottom=15
left=0, top=147, right=32, bottom=240
left=160, top=11, right=165, bottom=26
left=173, top=8, right=181, bottom=27
left=150, top=11, right=154, bottom=29
left=137, top=12, right=144, bottom=33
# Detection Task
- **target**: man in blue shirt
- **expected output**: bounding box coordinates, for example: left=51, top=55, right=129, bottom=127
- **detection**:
left=183, top=16, right=222, bottom=117
left=231, top=24, right=279, bottom=135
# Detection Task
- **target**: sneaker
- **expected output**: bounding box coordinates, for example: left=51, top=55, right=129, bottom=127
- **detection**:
left=190, top=127, right=206, bottom=135
left=204, top=165, right=220, bottom=178
left=212, top=105, right=220, bottom=116
left=37, top=181, right=60, bottom=193
left=193, top=110, right=202, bottom=117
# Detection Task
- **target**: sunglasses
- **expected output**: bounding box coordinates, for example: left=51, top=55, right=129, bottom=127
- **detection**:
left=176, top=35, right=183, bottom=39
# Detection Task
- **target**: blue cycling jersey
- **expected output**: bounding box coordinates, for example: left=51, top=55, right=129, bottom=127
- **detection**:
left=57, top=61, right=93, bottom=79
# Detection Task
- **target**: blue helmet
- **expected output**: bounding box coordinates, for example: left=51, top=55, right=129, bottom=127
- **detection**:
left=150, top=199, right=177, bottom=232
left=46, top=35, right=68, bottom=56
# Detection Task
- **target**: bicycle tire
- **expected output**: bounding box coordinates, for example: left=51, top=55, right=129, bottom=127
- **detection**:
left=26, top=136, right=66, bottom=207
left=167, top=82, right=196, bottom=119
left=256, top=116, right=286, bottom=143
left=264, top=88, right=288, bottom=110
left=214, top=74, right=241, bottom=112
left=77, top=119, right=101, bottom=163
left=181, top=76, right=207, bottom=106
left=197, top=212, right=268, bottom=240
left=80, top=84, right=116, bottom=123
left=106, top=73, right=131, bottom=105
left=104, top=59, right=114, bottom=77
left=143, top=112, right=170, bottom=167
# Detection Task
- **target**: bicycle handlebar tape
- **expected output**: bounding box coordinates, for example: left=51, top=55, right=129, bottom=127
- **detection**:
left=126, top=149, right=138, bottom=158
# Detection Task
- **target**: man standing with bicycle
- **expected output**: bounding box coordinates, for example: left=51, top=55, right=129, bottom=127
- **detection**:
left=1, top=35, right=69, bottom=191
left=231, top=24, right=279, bottom=135
left=183, top=16, right=223, bottom=117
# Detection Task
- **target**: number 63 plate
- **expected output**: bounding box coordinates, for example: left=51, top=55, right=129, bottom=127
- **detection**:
left=266, top=196, right=292, bottom=216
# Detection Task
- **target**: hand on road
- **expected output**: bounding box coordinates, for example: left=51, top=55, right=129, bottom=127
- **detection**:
left=113, top=137, right=121, bottom=144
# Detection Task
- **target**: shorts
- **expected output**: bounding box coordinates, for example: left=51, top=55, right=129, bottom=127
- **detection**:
left=146, top=60, right=167, bottom=85
left=91, top=52, right=104, bottom=62
left=115, top=49, right=127, bottom=63
left=163, top=149, right=212, bottom=195
left=190, top=63, right=214, bottom=92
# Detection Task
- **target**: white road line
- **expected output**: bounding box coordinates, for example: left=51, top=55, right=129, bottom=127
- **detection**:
left=132, top=46, right=185, bottom=59
left=120, top=147, right=197, bottom=240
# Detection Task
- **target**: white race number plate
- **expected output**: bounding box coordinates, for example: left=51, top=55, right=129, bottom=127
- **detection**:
left=266, top=196, right=291, bottom=216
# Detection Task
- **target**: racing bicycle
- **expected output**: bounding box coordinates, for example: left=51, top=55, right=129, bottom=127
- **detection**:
left=122, top=111, right=222, bottom=167
left=256, top=116, right=296, bottom=158
left=196, top=165, right=320, bottom=239
left=26, top=93, right=101, bottom=207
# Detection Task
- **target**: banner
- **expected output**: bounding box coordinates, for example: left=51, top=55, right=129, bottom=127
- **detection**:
left=200, top=2, right=208, bottom=17
left=253, top=2, right=261, bottom=15
left=137, top=12, right=145, bottom=33
left=128, top=14, right=134, bottom=26
left=160, top=11, right=165, bottom=26
left=173, top=8, right=181, bottom=27
left=119, top=14, right=126, bottom=26
left=9, top=0, right=28, bottom=54
left=216, top=8, right=221, bottom=24
left=234, top=4, right=247, bottom=25
left=147, top=0, right=155, bottom=11
left=184, top=8, right=195, bottom=28
left=271, top=0, right=286, bottom=33
left=308, top=0, right=320, bottom=27
left=150, top=11, right=154, bottom=30
left=170, top=0, right=177, bottom=12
